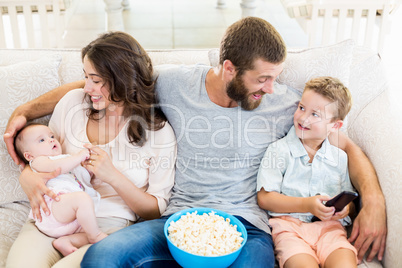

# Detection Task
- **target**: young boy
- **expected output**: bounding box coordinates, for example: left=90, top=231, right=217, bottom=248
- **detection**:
left=14, top=123, right=107, bottom=256
left=257, top=77, right=357, bottom=268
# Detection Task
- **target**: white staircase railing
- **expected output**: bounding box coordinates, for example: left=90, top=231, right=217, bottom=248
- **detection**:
left=281, top=0, right=401, bottom=53
left=0, top=0, right=78, bottom=48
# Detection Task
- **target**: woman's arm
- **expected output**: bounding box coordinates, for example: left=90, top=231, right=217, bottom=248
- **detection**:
left=83, top=144, right=162, bottom=220
left=102, top=170, right=161, bottom=220
left=4, top=80, right=85, bottom=165
left=329, top=131, right=387, bottom=263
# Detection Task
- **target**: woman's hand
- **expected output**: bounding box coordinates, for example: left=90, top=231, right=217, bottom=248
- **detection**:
left=20, top=167, right=61, bottom=221
left=83, top=144, right=120, bottom=185
left=83, top=144, right=161, bottom=219
left=306, top=195, right=335, bottom=221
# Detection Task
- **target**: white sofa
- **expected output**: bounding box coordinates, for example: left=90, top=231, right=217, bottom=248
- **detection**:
left=0, top=40, right=401, bottom=268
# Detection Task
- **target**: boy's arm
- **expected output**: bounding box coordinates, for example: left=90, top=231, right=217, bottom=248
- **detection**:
left=329, top=131, right=387, bottom=263
left=32, top=150, right=90, bottom=174
left=4, top=80, right=85, bottom=165
left=257, top=189, right=335, bottom=221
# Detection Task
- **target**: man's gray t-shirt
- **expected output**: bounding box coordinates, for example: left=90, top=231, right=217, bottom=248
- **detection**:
left=155, top=64, right=301, bottom=233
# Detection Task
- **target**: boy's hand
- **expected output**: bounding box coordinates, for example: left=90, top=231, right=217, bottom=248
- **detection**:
left=306, top=195, right=335, bottom=221
left=330, top=203, right=350, bottom=221
left=3, top=114, right=27, bottom=166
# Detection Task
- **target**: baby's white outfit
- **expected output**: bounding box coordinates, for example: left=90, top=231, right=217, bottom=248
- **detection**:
left=28, top=154, right=100, bottom=238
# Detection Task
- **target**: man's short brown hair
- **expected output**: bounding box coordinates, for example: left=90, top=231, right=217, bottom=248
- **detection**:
left=304, top=77, right=352, bottom=121
left=219, top=17, right=286, bottom=75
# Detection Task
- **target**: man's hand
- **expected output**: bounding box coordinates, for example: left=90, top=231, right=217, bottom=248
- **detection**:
left=349, top=202, right=387, bottom=263
left=3, top=114, right=28, bottom=165
left=20, top=167, right=61, bottom=221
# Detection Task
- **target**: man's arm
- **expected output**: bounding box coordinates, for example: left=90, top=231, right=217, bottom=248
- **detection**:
left=329, top=131, right=387, bottom=263
left=4, top=80, right=85, bottom=165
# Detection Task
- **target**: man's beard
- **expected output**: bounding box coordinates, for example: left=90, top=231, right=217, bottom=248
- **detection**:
left=226, top=74, right=263, bottom=111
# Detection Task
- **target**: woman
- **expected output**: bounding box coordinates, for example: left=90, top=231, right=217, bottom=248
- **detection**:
left=6, top=32, right=176, bottom=267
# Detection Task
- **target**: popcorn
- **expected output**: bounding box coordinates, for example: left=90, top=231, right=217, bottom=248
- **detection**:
left=167, top=211, right=244, bottom=256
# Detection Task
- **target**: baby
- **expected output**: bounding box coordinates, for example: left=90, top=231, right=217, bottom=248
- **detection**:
left=14, top=123, right=107, bottom=256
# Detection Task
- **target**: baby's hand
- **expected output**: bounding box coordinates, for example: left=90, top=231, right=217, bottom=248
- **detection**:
left=78, top=148, right=90, bottom=162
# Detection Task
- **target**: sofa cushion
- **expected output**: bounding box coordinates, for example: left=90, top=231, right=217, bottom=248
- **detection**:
left=0, top=55, right=62, bottom=205
left=347, top=46, right=386, bottom=128
left=277, top=39, right=354, bottom=92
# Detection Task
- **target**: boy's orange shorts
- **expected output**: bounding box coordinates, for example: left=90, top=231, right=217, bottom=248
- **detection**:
left=269, top=216, right=357, bottom=268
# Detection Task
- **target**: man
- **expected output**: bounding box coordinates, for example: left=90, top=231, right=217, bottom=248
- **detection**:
left=4, top=17, right=386, bottom=267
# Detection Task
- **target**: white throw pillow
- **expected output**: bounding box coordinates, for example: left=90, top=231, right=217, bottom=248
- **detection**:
left=0, top=55, right=62, bottom=205
left=277, top=39, right=354, bottom=93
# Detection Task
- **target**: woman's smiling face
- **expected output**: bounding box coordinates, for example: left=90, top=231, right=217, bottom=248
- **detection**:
left=83, top=55, right=111, bottom=111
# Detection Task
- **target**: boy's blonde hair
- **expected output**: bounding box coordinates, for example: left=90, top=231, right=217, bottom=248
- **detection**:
left=304, top=77, right=352, bottom=121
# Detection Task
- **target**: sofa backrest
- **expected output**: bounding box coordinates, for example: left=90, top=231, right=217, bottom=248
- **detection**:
left=0, top=40, right=387, bottom=206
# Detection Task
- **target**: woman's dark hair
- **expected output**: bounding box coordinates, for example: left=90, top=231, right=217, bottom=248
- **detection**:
left=82, top=32, right=166, bottom=146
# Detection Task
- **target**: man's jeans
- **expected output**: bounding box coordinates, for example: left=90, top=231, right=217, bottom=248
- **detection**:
left=81, top=216, right=275, bottom=268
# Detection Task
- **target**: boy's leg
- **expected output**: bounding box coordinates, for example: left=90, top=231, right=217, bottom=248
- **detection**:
left=283, top=254, right=319, bottom=268
left=81, top=217, right=180, bottom=268
left=316, top=221, right=357, bottom=267
left=269, top=217, right=322, bottom=268
left=230, top=216, right=275, bottom=268
left=324, top=248, right=357, bottom=268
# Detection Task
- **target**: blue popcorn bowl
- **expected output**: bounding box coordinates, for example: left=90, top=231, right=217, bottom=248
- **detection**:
left=164, top=207, right=248, bottom=268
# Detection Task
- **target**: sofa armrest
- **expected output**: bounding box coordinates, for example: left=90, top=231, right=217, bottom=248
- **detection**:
left=348, top=88, right=402, bottom=267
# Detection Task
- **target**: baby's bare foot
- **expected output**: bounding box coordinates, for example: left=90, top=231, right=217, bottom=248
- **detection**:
left=53, top=236, right=78, bottom=256
left=88, top=231, right=108, bottom=244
